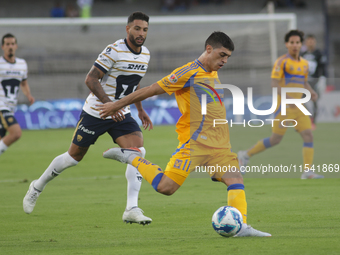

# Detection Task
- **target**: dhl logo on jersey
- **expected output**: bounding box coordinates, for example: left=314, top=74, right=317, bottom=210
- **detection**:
left=126, top=64, right=147, bottom=70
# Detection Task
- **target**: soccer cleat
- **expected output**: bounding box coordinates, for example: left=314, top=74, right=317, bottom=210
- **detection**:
left=234, top=223, right=271, bottom=237
left=301, top=170, right=324, bottom=179
left=23, top=180, right=41, bottom=214
left=237, top=150, right=250, bottom=174
left=103, top=147, right=142, bottom=164
left=122, top=207, right=152, bottom=225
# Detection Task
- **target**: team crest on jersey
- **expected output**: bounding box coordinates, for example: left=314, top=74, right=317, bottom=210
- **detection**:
left=8, top=117, right=13, bottom=123
left=168, top=74, right=178, bottom=84
left=77, top=135, right=83, bottom=142
left=174, top=159, right=183, bottom=169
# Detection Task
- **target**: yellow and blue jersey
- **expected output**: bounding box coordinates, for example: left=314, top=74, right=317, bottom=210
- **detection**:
left=271, top=53, right=309, bottom=104
left=157, top=59, right=230, bottom=149
left=271, top=54, right=311, bottom=134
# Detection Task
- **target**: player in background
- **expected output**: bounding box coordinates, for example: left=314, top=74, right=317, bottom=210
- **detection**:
left=300, top=34, right=327, bottom=130
left=98, top=31, right=271, bottom=237
left=23, top=12, right=153, bottom=225
left=237, top=30, right=324, bottom=179
left=0, top=33, right=35, bottom=157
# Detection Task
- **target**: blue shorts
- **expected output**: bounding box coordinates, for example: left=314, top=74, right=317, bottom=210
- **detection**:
left=0, top=110, right=18, bottom=137
left=71, top=110, right=141, bottom=147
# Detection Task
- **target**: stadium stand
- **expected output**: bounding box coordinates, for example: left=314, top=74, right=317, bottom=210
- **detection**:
left=0, top=0, right=336, bottom=103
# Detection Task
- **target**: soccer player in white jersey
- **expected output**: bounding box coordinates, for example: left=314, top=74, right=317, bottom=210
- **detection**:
left=0, top=33, right=35, bottom=157
left=23, top=12, right=153, bottom=225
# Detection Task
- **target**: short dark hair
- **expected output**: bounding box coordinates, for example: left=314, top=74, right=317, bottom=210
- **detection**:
left=205, top=31, right=234, bottom=51
left=284, top=29, right=304, bottom=43
left=127, top=12, right=149, bottom=24
left=2, top=33, right=17, bottom=45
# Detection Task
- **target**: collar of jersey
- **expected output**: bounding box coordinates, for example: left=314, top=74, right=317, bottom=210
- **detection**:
left=286, top=53, right=300, bottom=62
left=195, top=59, right=208, bottom=72
left=1, top=56, right=16, bottom=64
left=124, top=38, right=141, bottom=55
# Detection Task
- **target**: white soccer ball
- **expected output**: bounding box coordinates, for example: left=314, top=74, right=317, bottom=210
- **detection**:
left=212, top=206, right=243, bottom=237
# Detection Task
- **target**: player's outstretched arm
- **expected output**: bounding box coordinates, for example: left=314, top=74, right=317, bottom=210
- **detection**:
left=97, top=83, right=165, bottom=119
left=20, top=80, right=35, bottom=105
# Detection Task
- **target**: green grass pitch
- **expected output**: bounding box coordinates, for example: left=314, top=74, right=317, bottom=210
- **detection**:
left=0, top=123, right=339, bottom=254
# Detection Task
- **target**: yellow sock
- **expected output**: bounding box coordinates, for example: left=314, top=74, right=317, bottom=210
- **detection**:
left=247, top=137, right=271, bottom=157
left=132, top=156, right=164, bottom=191
left=303, top=143, right=314, bottom=170
left=227, top=184, right=247, bottom=224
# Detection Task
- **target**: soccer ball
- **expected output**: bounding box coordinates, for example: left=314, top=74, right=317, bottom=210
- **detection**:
left=212, top=206, right=243, bottom=237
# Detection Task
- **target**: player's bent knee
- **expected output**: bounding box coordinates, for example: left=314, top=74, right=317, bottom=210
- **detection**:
left=156, top=182, right=179, bottom=196
left=301, top=130, right=313, bottom=142
left=271, top=135, right=282, bottom=146
left=157, top=186, right=176, bottom=196
left=271, top=139, right=280, bottom=146
left=156, top=173, right=182, bottom=195
left=13, top=132, right=22, bottom=141
left=9, top=129, right=22, bottom=141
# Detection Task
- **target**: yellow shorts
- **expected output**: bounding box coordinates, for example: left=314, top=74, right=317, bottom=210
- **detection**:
left=272, top=106, right=311, bottom=136
left=164, top=140, right=240, bottom=186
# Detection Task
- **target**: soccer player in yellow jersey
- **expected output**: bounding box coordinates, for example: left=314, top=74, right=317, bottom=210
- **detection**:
left=237, top=30, right=323, bottom=179
left=98, top=31, right=271, bottom=237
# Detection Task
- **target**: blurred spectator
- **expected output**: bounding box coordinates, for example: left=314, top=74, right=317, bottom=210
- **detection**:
left=77, top=0, right=93, bottom=18
left=77, top=0, right=93, bottom=32
left=161, top=0, right=191, bottom=12
left=51, top=1, right=65, bottom=18
left=65, top=3, right=79, bottom=18
left=161, top=0, right=176, bottom=11
left=300, top=34, right=327, bottom=129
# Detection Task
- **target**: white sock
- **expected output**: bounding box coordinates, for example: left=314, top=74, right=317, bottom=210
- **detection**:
left=125, top=147, right=145, bottom=210
left=0, top=140, right=8, bottom=156
left=34, top=152, right=78, bottom=191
